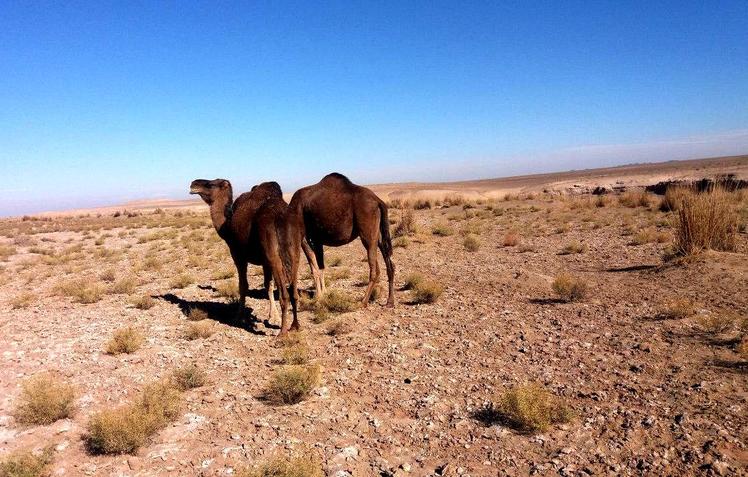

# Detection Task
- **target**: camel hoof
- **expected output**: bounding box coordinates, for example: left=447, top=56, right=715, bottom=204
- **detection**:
left=385, top=301, right=395, bottom=308
left=277, top=330, right=289, bottom=339
left=290, top=322, right=301, bottom=331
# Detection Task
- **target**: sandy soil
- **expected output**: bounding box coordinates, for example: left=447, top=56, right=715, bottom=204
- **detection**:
left=0, top=162, right=746, bottom=476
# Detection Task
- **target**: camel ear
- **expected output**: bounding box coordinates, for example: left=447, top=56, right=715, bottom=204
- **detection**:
left=219, top=180, right=230, bottom=189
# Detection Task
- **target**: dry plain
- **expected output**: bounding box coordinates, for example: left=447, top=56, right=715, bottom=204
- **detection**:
left=1, top=156, right=747, bottom=476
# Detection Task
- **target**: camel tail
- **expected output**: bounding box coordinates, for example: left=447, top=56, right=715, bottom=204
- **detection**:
left=378, top=201, right=393, bottom=259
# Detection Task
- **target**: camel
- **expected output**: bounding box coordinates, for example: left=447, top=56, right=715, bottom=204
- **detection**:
left=289, top=173, right=395, bottom=307
left=189, top=179, right=301, bottom=336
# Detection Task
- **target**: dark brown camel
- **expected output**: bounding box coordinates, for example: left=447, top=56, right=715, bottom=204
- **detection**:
left=289, top=173, right=395, bottom=307
left=190, top=179, right=301, bottom=336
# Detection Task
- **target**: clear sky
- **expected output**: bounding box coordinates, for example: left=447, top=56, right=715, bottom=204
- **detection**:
left=1, top=1, right=747, bottom=216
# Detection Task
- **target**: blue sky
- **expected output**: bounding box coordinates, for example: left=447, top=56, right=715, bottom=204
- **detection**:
left=1, top=1, right=747, bottom=216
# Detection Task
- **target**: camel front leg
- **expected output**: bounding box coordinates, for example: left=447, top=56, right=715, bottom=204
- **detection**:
left=234, top=259, right=248, bottom=317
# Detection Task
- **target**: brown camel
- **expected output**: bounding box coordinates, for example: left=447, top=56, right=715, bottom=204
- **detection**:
left=189, top=179, right=301, bottom=336
left=289, top=173, right=395, bottom=307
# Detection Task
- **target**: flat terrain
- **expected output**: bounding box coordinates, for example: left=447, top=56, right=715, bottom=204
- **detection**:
left=1, top=162, right=747, bottom=476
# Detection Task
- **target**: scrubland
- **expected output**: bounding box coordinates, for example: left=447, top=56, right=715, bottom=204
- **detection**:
left=0, top=185, right=747, bottom=476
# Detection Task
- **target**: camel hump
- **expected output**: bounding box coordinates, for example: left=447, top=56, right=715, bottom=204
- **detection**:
left=252, top=181, right=283, bottom=198
left=320, top=172, right=354, bottom=187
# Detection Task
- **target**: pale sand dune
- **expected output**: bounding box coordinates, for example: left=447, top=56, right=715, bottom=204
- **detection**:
left=36, top=154, right=747, bottom=217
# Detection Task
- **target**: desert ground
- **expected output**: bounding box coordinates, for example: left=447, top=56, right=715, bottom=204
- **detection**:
left=1, top=156, right=747, bottom=476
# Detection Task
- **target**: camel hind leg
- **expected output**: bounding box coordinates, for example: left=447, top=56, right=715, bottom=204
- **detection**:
left=379, top=240, right=395, bottom=307
left=301, top=239, right=322, bottom=298
left=360, top=235, right=380, bottom=307
left=262, top=263, right=278, bottom=325
left=312, top=242, right=326, bottom=295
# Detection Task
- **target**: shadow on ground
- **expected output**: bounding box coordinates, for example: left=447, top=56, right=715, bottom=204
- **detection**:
left=158, top=293, right=279, bottom=335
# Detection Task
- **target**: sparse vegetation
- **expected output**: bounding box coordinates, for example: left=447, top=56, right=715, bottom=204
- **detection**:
left=463, top=234, right=480, bottom=252
left=697, top=312, right=739, bottom=335
left=84, top=380, right=182, bottom=455
left=169, top=272, right=194, bottom=289
left=315, top=289, right=357, bottom=314
left=431, top=222, right=454, bottom=237
left=13, top=374, right=76, bottom=425
left=559, top=240, right=586, bottom=255
left=10, top=292, right=34, bottom=309
left=657, top=298, right=696, bottom=320
left=411, top=279, right=444, bottom=304
left=237, top=451, right=324, bottom=477
left=281, top=342, right=310, bottom=365
left=55, top=278, right=104, bottom=304
left=132, top=294, right=156, bottom=310
left=673, top=187, right=738, bottom=256
left=489, top=383, right=573, bottom=433
left=552, top=273, right=588, bottom=302
left=393, top=209, right=417, bottom=237
left=326, top=320, right=350, bottom=336
left=171, top=364, right=207, bottom=391
left=503, top=230, right=520, bottom=246
left=110, top=275, right=137, bottom=294
left=402, top=272, right=424, bottom=290
left=264, top=364, right=321, bottom=405
left=187, top=307, right=209, bottom=321
left=185, top=321, right=214, bottom=340
left=105, top=327, right=144, bottom=355
left=0, top=448, right=53, bottom=477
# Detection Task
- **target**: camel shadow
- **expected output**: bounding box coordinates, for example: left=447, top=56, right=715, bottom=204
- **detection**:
left=158, top=293, right=279, bottom=335
left=528, top=297, right=565, bottom=305
left=605, top=264, right=658, bottom=273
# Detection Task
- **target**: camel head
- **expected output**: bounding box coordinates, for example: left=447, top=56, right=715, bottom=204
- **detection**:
left=190, top=179, right=232, bottom=205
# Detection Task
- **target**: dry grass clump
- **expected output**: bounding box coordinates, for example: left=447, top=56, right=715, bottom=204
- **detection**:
left=171, top=364, right=207, bottom=391
left=169, top=272, right=194, bottom=289
left=503, top=230, right=520, bottom=247
left=211, top=266, right=234, bottom=280
left=594, top=195, right=610, bottom=208
left=559, top=240, right=586, bottom=255
left=413, top=199, right=432, bottom=210
left=10, top=292, right=34, bottom=309
left=0, top=245, right=16, bottom=261
left=552, top=273, right=587, bottom=302
left=13, top=374, right=76, bottom=425
left=131, top=295, right=156, bottom=310
left=673, top=187, right=738, bottom=256
left=393, top=209, right=417, bottom=237
left=697, top=312, right=740, bottom=335
left=659, top=186, right=690, bottom=212
left=657, top=298, right=696, bottom=320
left=0, top=448, right=53, bottom=477
left=55, top=278, right=105, bottom=304
left=185, top=321, right=215, bottom=340
left=84, top=380, right=181, bottom=455
left=264, top=364, right=321, bottom=405
left=631, top=228, right=669, bottom=245
left=431, top=223, right=455, bottom=237
left=463, top=234, right=480, bottom=252
left=402, top=272, right=424, bottom=290
left=618, top=190, right=654, bottom=208
left=280, top=342, right=310, bottom=365
left=237, top=451, right=324, bottom=477
left=99, top=268, right=116, bottom=282
left=392, top=236, right=409, bottom=248
left=105, top=327, right=144, bottom=355
left=215, top=280, right=239, bottom=300
left=110, top=276, right=137, bottom=294
left=326, top=320, right=350, bottom=336
left=187, top=307, right=209, bottom=321
left=738, top=338, right=748, bottom=360
left=411, top=279, right=444, bottom=304
left=491, top=383, right=573, bottom=433
left=316, top=289, right=357, bottom=314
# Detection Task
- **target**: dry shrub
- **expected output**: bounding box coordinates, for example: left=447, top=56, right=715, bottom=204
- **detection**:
left=431, top=223, right=454, bottom=237
left=211, top=266, right=235, bottom=280
left=618, top=190, right=653, bottom=208
left=185, top=321, right=214, bottom=340
left=105, top=327, right=144, bottom=355
left=326, top=320, right=350, bottom=336
left=402, top=273, right=424, bottom=290
left=187, top=307, right=209, bottom=321
left=392, top=236, right=409, bottom=248
left=503, top=230, right=520, bottom=247
left=13, top=374, right=76, bottom=425
left=0, top=245, right=16, bottom=261
left=444, top=194, right=466, bottom=206
left=84, top=381, right=181, bottom=455
left=594, top=195, right=610, bottom=208
left=169, top=273, right=194, bottom=289
left=697, top=313, right=740, bottom=335
left=631, top=228, right=670, bottom=245
left=463, top=234, right=480, bottom=252
left=238, top=451, right=324, bottom=477
left=411, top=279, right=444, bottom=304
left=674, top=187, right=738, bottom=256
left=325, top=267, right=350, bottom=283
left=492, top=383, right=573, bottom=433
left=110, top=276, right=137, bottom=294
left=316, top=289, right=357, bottom=314
left=552, top=273, right=587, bottom=302
left=132, top=295, right=155, bottom=310
left=657, top=298, right=696, bottom=319
left=559, top=240, right=586, bottom=255
left=264, top=364, right=321, bottom=405
left=0, top=448, right=53, bottom=477
left=99, top=269, right=116, bottom=282
left=738, top=338, right=748, bottom=360
left=215, top=280, right=239, bottom=300
left=10, top=293, right=34, bottom=309
left=171, top=364, right=207, bottom=391
left=413, top=199, right=432, bottom=210
left=659, top=186, right=689, bottom=212
left=394, top=209, right=417, bottom=237
left=55, top=278, right=104, bottom=304
left=281, top=342, right=309, bottom=365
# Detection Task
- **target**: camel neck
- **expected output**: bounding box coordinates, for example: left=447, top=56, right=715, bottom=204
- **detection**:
left=209, top=194, right=233, bottom=236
